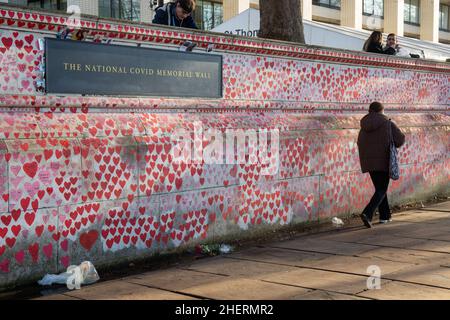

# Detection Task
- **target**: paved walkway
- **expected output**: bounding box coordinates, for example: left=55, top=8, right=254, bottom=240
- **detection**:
left=35, top=201, right=450, bottom=300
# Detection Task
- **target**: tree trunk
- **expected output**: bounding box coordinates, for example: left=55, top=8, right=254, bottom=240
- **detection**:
left=259, top=0, right=305, bottom=44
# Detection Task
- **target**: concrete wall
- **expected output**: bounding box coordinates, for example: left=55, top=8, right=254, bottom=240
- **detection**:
left=0, top=5, right=449, bottom=288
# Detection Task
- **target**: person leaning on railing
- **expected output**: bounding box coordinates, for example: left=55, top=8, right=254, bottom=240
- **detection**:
left=383, top=33, right=411, bottom=57
left=363, top=31, right=385, bottom=54
left=152, top=0, right=198, bottom=29
left=363, top=31, right=421, bottom=58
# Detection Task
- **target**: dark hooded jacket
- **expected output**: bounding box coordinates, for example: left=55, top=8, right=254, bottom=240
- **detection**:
left=152, top=2, right=198, bottom=29
left=357, top=112, right=405, bottom=173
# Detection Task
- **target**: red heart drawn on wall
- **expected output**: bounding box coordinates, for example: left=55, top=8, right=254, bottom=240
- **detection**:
left=0, top=259, right=10, bottom=273
left=15, top=250, right=25, bottom=264
left=60, top=256, right=69, bottom=268
left=25, top=212, right=35, bottom=226
left=79, top=230, right=98, bottom=251
left=28, top=243, right=39, bottom=262
left=23, top=161, right=38, bottom=178
left=24, top=34, right=34, bottom=45
left=43, top=243, right=52, bottom=259
left=1, top=37, right=12, bottom=49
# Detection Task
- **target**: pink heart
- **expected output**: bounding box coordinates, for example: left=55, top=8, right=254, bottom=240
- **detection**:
left=49, top=162, right=60, bottom=173
left=37, top=170, right=51, bottom=184
left=21, top=80, right=30, bottom=89
left=10, top=165, right=21, bottom=176
left=3, top=117, right=14, bottom=126
left=10, top=189, right=23, bottom=202
left=24, top=181, right=40, bottom=197
left=22, top=229, right=29, bottom=239
left=25, top=55, right=34, bottom=63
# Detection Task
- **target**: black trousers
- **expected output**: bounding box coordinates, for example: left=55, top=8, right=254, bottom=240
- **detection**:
left=362, top=171, right=391, bottom=221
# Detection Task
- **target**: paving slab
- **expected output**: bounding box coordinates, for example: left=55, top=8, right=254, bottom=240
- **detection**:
left=358, top=247, right=450, bottom=265
left=357, top=281, right=450, bottom=300
left=259, top=268, right=388, bottom=295
left=227, top=246, right=414, bottom=277
left=126, top=268, right=230, bottom=293
left=61, top=280, right=197, bottom=300
left=407, top=240, right=450, bottom=254
left=176, top=278, right=311, bottom=300
left=312, top=223, right=414, bottom=242
left=229, top=246, right=331, bottom=265
left=33, top=294, right=82, bottom=300
left=180, top=256, right=298, bottom=279
left=314, top=224, right=435, bottom=245
left=385, top=263, right=450, bottom=289
left=291, top=289, right=370, bottom=300
left=405, top=234, right=450, bottom=242
left=300, top=254, right=415, bottom=277
left=392, top=227, right=450, bottom=241
left=265, top=238, right=379, bottom=256
left=349, top=234, right=430, bottom=249
left=420, top=202, right=450, bottom=212
left=391, top=210, right=450, bottom=224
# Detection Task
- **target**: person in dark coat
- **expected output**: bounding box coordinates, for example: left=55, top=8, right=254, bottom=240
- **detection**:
left=357, top=102, right=405, bottom=228
left=363, top=31, right=384, bottom=54
left=152, top=0, right=198, bottom=29
left=383, top=33, right=411, bottom=57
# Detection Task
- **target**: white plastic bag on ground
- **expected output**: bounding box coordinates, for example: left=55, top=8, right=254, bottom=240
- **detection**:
left=38, top=261, right=100, bottom=290
left=331, top=217, right=344, bottom=227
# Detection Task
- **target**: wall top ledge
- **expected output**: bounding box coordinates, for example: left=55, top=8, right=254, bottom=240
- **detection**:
left=1, top=4, right=449, bottom=73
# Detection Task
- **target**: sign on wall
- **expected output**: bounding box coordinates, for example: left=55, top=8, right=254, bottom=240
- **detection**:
left=45, top=38, right=223, bottom=98
left=212, top=8, right=260, bottom=37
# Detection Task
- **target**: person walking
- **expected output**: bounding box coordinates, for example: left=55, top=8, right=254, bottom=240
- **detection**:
left=357, top=102, right=406, bottom=228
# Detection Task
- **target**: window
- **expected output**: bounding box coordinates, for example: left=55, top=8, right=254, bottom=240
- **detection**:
left=194, top=1, right=223, bottom=31
left=440, top=4, right=449, bottom=31
left=26, top=0, right=67, bottom=11
left=99, top=0, right=140, bottom=22
left=363, top=0, right=383, bottom=17
left=312, top=0, right=341, bottom=9
left=404, top=0, right=420, bottom=25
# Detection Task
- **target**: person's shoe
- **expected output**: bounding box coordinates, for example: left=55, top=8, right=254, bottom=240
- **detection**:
left=379, top=220, right=389, bottom=224
left=360, top=213, right=372, bottom=228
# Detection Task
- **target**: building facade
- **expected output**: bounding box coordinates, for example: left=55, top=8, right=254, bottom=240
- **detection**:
left=1, top=0, right=450, bottom=44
